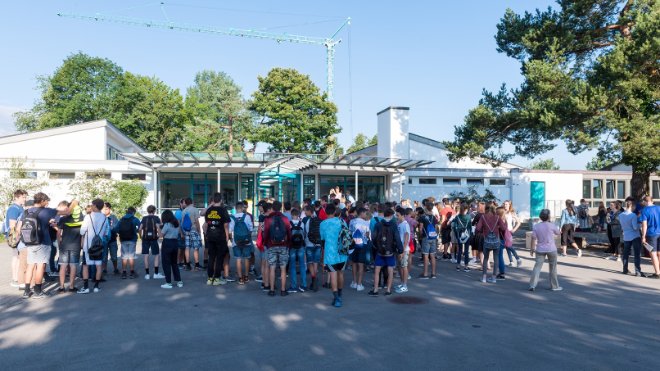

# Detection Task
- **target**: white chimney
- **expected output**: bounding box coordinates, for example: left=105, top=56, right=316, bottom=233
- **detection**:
left=377, top=106, right=410, bottom=159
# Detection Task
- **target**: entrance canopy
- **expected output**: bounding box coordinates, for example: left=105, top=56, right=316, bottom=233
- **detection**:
left=122, top=152, right=432, bottom=172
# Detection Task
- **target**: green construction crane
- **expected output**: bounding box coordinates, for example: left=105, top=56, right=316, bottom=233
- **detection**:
left=57, top=11, right=351, bottom=100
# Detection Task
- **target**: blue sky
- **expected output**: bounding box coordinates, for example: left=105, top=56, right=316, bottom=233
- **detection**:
left=0, top=0, right=595, bottom=169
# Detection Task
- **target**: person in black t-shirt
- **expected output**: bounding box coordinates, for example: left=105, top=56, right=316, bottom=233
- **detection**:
left=203, top=193, right=231, bottom=285
left=138, top=205, right=163, bottom=280
left=57, top=205, right=84, bottom=292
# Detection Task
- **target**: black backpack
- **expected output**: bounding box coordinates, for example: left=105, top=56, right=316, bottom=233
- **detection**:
left=142, top=216, right=158, bottom=241
left=306, top=216, right=322, bottom=245
left=88, top=218, right=106, bottom=261
left=269, top=215, right=288, bottom=246
left=20, top=208, right=43, bottom=246
left=290, top=220, right=304, bottom=248
left=375, top=221, right=396, bottom=256
left=118, top=217, right=136, bottom=241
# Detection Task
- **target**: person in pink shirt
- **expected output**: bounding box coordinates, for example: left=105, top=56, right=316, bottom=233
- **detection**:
left=529, top=209, right=562, bottom=292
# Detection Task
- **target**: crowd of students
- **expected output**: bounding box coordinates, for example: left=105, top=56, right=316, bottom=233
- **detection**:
left=4, top=188, right=660, bottom=307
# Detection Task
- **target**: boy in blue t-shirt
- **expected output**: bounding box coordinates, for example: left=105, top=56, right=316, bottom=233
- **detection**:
left=320, top=204, right=348, bottom=307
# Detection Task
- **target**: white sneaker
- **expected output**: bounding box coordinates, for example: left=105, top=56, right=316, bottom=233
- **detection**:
left=356, top=284, right=365, bottom=291
left=577, top=250, right=582, bottom=258
left=153, top=273, right=165, bottom=279
left=395, top=285, right=408, bottom=293
left=77, top=287, right=90, bottom=294
left=508, top=262, right=514, bottom=267
left=145, top=274, right=151, bottom=280
left=450, top=258, right=457, bottom=264
left=481, top=277, right=487, bottom=283
left=161, top=283, right=173, bottom=289
left=176, top=281, right=184, bottom=288
left=517, top=259, right=523, bottom=267
left=93, top=287, right=100, bottom=293
left=407, top=274, right=412, bottom=280
left=551, top=286, right=564, bottom=291
left=350, top=281, right=357, bottom=289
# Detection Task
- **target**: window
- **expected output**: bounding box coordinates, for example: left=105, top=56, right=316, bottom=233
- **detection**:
left=616, top=180, right=626, bottom=199
left=408, top=178, right=412, bottom=184
left=106, top=145, right=124, bottom=160
left=652, top=181, right=660, bottom=199
left=582, top=180, right=591, bottom=199
left=605, top=180, right=616, bottom=199
left=86, top=172, right=111, bottom=180
left=49, top=172, right=75, bottom=180
left=466, top=178, right=484, bottom=186
left=122, top=174, right=146, bottom=181
left=592, top=179, right=603, bottom=199
left=419, top=178, right=437, bottom=185
left=443, top=178, right=461, bottom=185
left=490, top=179, right=506, bottom=186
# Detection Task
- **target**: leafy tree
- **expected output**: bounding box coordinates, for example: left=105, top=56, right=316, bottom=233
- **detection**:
left=249, top=68, right=340, bottom=153
left=586, top=142, right=623, bottom=170
left=14, top=52, right=123, bottom=131
left=182, top=70, right=253, bottom=155
left=109, top=72, right=187, bottom=151
left=448, top=186, right=499, bottom=205
left=69, top=174, right=148, bottom=217
left=530, top=158, right=560, bottom=170
left=444, top=1, right=659, bottom=199
left=347, top=133, right=378, bottom=154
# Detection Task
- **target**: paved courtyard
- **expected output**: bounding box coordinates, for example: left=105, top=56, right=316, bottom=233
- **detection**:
left=1, top=234, right=658, bottom=371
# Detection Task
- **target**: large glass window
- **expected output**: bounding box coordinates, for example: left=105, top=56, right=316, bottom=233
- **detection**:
left=616, top=180, right=626, bottom=199
left=652, top=180, right=660, bottom=199
left=160, top=172, right=237, bottom=209
left=605, top=180, right=616, bottom=199
left=592, top=179, right=603, bottom=199
left=303, top=175, right=316, bottom=200
left=582, top=180, right=591, bottom=199
left=419, top=178, right=437, bottom=185
left=319, top=175, right=384, bottom=203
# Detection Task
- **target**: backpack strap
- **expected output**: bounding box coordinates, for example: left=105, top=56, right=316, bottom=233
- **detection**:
left=483, top=217, right=495, bottom=233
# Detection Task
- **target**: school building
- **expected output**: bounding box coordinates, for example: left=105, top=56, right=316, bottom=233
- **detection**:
left=0, top=107, right=658, bottom=220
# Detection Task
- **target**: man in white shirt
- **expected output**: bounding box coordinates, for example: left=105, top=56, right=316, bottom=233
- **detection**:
left=79, top=199, right=109, bottom=294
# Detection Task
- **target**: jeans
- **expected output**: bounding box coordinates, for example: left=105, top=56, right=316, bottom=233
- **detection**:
left=529, top=251, right=559, bottom=289
left=482, top=247, right=500, bottom=276
left=106, top=241, right=118, bottom=263
left=622, top=238, right=642, bottom=273
left=49, top=242, right=58, bottom=272
left=498, top=244, right=506, bottom=275
left=455, top=242, right=470, bottom=266
left=288, top=247, right=307, bottom=288
left=162, top=239, right=181, bottom=283
left=206, top=239, right=228, bottom=279
left=505, top=246, right=520, bottom=263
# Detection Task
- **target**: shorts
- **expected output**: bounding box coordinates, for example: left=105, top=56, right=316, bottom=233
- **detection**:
left=472, top=233, right=484, bottom=252
left=233, top=244, right=254, bottom=259
left=177, top=236, right=186, bottom=250
left=267, top=246, right=289, bottom=267
left=107, top=240, right=118, bottom=262
left=375, top=254, right=396, bottom=267
left=441, top=228, right=452, bottom=244
left=27, top=244, right=51, bottom=264
left=59, top=249, right=81, bottom=265
left=646, top=235, right=659, bottom=252
left=141, top=239, right=160, bottom=255
left=121, top=241, right=137, bottom=260
left=305, top=245, right=322, bottom=263
left=83, top=248, right=103, bottom=266
left=399, top=249, right=410, bottom=268
left=351, top=247, right=368, bottom=264
left=421, top=238, right=437, bottom=254
left=561, top=224, right=575, bottom=246
left=184, top=230, right=203, bottom=250
left=324, top=262, right=346, bottom=272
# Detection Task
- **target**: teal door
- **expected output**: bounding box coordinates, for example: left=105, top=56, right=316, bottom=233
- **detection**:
left=530, top=181, right=546, bottom=219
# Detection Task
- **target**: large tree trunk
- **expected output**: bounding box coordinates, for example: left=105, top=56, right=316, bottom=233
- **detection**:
left=630, top=165, right=650, bottom=201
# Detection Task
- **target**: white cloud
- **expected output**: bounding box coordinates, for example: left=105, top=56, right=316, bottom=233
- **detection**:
left=0, top=105, right=22, bottom=136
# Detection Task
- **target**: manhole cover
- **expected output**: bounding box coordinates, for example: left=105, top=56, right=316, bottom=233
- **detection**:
left=388, top=296, right=429, bottom=305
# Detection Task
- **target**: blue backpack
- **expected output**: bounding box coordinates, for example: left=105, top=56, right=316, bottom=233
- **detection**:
left=424, top=215, right=438, bottom=240
left=181, top=213, right=193, bottom=232
left=352, top=228, right=366, bottom=249
left=232, top=215, right=251, bottom=246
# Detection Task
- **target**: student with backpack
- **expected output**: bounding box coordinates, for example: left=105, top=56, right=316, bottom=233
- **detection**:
left=115, top=207, right=141, bottom=279
left=287, top=209, right=307, bottom=293
left=5, top=189, right=27, bottom=289
left=101, top=202, right=120, bottom=275
left=369, top=208, right=403, bottom=297
left=78, top=198, right=110, bottom=294
left=17, top=192, right=59, bottom=299
left=395, top=208, right=411, bottom=293
left=475, top=204, right=506, bottom=284
left=204, top=193, right=231, bottom=286
left=181, top=198, right=203, bottom=271
left=560, top=200, right=583, bottom=257
left=139, top=205, right=164, bottom=280
left=159, top=209, right=184, bottom=289
left=303, top=205, right=323, bottom=291
left=263, top=201, right=291, bottom=296
left=349, top=207, right=370, bottom=292
left=57, top=203, right=84, bottom=292
left=503, top=200, right=523, bottom=267
left=257, top=202, right=272, bottom=291
left=229, top=201, right=254, bottom=285
left=417, top=202, right=439, bottom=279
left=320, top=203, right=350, bottom=307
left=451, top=203, right=472, bottom=272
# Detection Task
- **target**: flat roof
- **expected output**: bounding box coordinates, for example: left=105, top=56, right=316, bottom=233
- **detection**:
left=122, top=152, right=433, bottom=172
